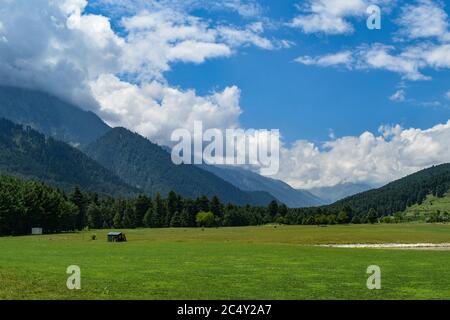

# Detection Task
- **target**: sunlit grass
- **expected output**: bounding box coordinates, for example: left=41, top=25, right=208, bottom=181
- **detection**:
left=1, top=224, right=450, bottom=300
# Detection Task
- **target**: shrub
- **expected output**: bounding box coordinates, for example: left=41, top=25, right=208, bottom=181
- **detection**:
left=196, top=212, right=216, bottom=228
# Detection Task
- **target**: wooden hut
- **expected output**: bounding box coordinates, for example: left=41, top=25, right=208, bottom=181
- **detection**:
left=107, top=232, right=127, bottom=242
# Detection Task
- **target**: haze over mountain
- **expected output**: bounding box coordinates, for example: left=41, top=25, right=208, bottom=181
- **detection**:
left=307, top=183, right=373, bottom=205
left=0, top=86, right=110, bottom=146
left=84, top=127, right=276, bottom=206
left=0, top=118, right=136, bottom=196
left=200, top=165, right=323, bottom=208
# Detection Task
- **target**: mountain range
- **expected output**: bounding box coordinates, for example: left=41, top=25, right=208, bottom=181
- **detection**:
left=306, top=183, right=373, bottom=205
left=84, top=127, right=276, bottom=205
left=0, top=118, right=136, bottom=195
left=0, top=86, right=110, bottom=146
left=329, top=163, right=450, bottom=216
left=200, top=165, right=323, bottom=207
left=0, top=86, right=374, bottom=206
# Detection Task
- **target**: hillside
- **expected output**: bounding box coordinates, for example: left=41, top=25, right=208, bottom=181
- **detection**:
left=330, top=164, right=450, bottom=216
left=0, top=86, right=110, bottom=145
left=200, top=165, right=323, bottom=207
left=307, top=183, right=373, bottom=205
left=0, top=118, right=136, bottom=195
left=84, top=128, right=276, bottom=206
left=402, top=193, right=450, bottom=222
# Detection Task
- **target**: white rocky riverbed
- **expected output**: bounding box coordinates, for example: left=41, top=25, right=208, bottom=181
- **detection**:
left=319, top=243, right=450, bottom=250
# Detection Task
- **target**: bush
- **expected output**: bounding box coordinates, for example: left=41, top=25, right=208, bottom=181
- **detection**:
left=196, top=212, right=216, bottom=228
left=380, top=216, right=394, bottom=224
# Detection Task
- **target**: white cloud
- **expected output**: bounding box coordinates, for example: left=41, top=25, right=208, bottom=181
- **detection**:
left=390, top=89, right=406, bottom=102
left=217, top=24, right=275, bottom=50
left=274, top=121, right=450, bottom=188
left=0, top=0, right=121, bottom=109
left=295, top=51, right=353, bottom=67
left=397, top=0, right=450, bottom=41
left=446, top=90, right=450, bottom=100
left=121, top=9, right=273, bottom=80
left=2, top=0, right=450, bottom=190
left=220, top=0, right=263, bottom=18
left=358, top=44, right=429, bottom=81
left=90, top=74, right=242, bottom=145
left=290, top=0, right=369, bottom=34
left=294, top=42, right=450, bottom=81
left=95, top=0, right=263, bottom=19
left=421, top=43, right=450, bottom=68
left=0, top=0, right=278, bottom=127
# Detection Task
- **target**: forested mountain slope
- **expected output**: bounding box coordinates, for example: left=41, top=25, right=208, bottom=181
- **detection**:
left=0, top=118, right=136, bottom=196
left=0, top=86, right=110, bottom=146
left=330, top=164, right=450, bottom=216
left=84, top=128, right=276, bottom=206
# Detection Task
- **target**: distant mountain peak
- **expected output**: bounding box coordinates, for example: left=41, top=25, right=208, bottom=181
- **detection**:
left=84, top=128, right=276, bottom=206
left=306, top=183, right=373, bottom=205
left=200, top=164, right=324, bottom=208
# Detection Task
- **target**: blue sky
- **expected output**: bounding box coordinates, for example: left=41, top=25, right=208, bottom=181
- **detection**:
left=87, top=0, right=450, bottom=144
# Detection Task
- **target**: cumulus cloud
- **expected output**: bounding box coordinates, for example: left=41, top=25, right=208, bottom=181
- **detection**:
left=357, top=44, right=430, bottom=81
left=0, top=0, right=118, bottom=109
left=2, top=0, right=450, bottom=190
left=396, top=0, right=450, bottom=41
left=290, top=0, right=370, bottom=34
left=90, top=74, right=242, bottom=145
left=295, top=42, right=450, bottom=81
left=0, top=0, right=280, bottom=137
left=292, top=1, right=450, bottom=82
left=274, top=121, right=450, bottom=188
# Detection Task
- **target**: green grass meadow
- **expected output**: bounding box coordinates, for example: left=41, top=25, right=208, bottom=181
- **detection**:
left=1, top=224, right=450, bottom=300
left=404, top=194, right=450, bottom=221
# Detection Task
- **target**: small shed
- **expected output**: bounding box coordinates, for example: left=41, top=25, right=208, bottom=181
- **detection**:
left=31, top=227, right=43, bottom=235
left=107, top=232, right=127, bottom=242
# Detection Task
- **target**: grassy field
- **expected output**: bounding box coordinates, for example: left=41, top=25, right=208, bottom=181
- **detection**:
left=1, top=224, right=450, bottom=300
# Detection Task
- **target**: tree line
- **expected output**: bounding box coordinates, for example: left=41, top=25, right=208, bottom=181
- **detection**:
left=1, top=165, right=449, bottom=236
left=0, top=175, right=371, bottom=236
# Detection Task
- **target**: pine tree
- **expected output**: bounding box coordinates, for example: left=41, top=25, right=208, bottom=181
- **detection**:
left=366, top=208, right=378, bottom=224
left=154, top=193, right=166, bottom=227
left=134, top=195, right=152, bottom=228
left=86, top=203, right=102, bottom=229
left=113, top=211, right=122, bottom=229
left=179, top=209, right=190, bottom=227
left=170, top=211, right=182, bottom=228
left=268, top=200, right=278, bottom=218
left=122, top=205, right=134, bottom=228
left=197, top=195, right=210, bottom=212
left=143, top=207, right=154, bottom=227
left=69, top=186, right=87, bottom=230
left=167, top=191, right=178, bottom=226
left=278, top=204, right=288, bottom=217
left=210, top=196, right=223, bottom=217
